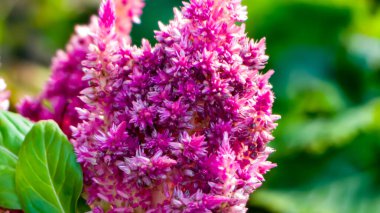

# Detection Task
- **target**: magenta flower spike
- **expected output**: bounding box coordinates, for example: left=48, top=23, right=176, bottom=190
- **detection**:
left=71, top=0, right=279, bottom=212
left=17, top=0, right=145, bottom=136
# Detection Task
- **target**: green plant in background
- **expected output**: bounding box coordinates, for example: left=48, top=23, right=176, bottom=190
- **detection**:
left=243, top=0, right=380, bottom=212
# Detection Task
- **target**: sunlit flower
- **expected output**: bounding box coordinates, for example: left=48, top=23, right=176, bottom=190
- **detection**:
left=0, top=78, right=10, bottom=111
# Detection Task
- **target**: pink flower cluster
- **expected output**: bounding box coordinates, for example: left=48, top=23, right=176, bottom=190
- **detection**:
left=17, top=0, right=144, bottom=135
left=19, top=0, right=279, bottom=212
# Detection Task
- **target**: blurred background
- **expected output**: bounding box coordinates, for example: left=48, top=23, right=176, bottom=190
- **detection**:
left=1, top=0, right=380, bottom=212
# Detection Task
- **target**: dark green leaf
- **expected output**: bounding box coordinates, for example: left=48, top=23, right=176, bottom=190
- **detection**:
left=15, top=121, right=83, bottom=213
left=0, top=111, right=33, bottom=209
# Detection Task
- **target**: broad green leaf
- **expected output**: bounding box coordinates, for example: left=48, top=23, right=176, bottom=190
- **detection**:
left=0, top=111, right=33, bottom=209
left=15, top=121, right=83, bottom=213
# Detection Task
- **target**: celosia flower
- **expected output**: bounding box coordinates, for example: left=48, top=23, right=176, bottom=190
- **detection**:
left=17, top=0, right=144, bottom=135
left=0, top=78, right=10, bottom=110
left=71, top=0, right=280, bottom=212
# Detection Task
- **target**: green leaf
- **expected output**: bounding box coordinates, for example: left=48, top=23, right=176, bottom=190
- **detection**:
left=15, top=121, right=83, bottom=213
left=0, top=111, right=33, bottom=209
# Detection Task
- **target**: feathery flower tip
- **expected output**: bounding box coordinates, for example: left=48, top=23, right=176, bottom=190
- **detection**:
left=99, top=0, right=116, bottom=28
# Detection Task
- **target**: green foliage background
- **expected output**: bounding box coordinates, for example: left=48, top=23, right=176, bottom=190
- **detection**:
left=1, top=0, right=380, bottom=212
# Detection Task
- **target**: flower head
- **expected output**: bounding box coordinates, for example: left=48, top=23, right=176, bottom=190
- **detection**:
left=72, top=0, right=279, bottom=212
